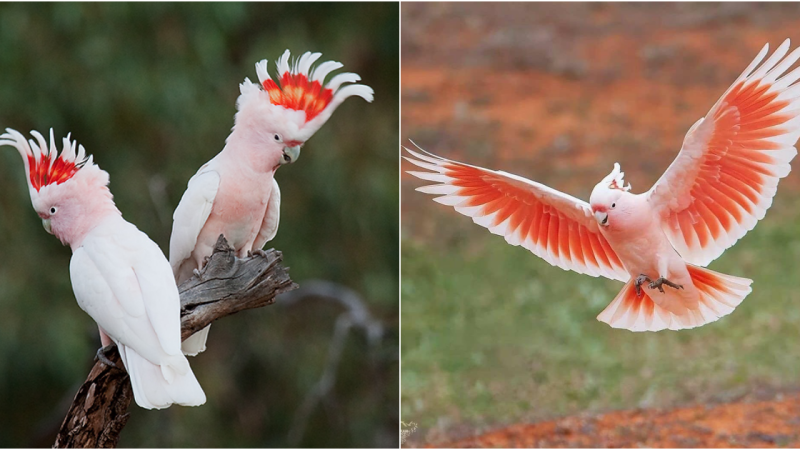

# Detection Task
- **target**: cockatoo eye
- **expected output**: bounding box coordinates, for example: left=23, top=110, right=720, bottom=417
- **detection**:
left=50, top=206, right=57, bottom=215
left=273, top=134, right=282, bottom=142
left=611, top=203, right=616, bottom=208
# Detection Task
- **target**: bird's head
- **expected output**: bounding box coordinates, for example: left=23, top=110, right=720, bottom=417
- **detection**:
left=233, top=50, right=374, bottom=170
left=589, top=162, right=632, bottom=228
left=0, top=128, right=117, bottom=246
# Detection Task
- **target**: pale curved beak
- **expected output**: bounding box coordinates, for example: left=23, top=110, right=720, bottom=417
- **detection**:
left=594, top=210, right=608, bottom=226
left=42, top=218, right=53, bottom=234
left=281, top=145, right=301, bottom=165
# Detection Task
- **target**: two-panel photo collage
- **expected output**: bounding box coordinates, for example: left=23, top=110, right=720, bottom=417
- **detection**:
left=0, top=2, right=799, bottom=449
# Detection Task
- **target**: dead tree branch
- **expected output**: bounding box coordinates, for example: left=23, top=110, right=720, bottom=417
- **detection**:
left=53, top=235, right=297, bottom=448
left=279, top=280, right=385, bottom=445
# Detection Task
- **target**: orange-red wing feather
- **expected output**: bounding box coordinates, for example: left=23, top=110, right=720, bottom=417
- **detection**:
left=648, top=40, right=800, bottom=266
left=404, top=147, right=629, bottom=282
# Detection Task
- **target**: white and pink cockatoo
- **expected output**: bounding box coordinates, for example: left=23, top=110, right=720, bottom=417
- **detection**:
left=1, top=129, right=206, bottom=409
left=405, top=39, right=800, bottom=332
left=170, top=50, right=373, bottom=354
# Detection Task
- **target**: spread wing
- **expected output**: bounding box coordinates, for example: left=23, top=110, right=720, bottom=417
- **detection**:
left=648, top=39, right=800, bottom=266
left=169, top=163, right=220, bottom=278
left=404, top=146, right=629, bottom=282
left=253, top=178, right=281, bottom=251
left=72, top=219, right=183, bottom=358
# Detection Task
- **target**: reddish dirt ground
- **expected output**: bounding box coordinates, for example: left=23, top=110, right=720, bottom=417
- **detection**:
left=402, top=3, right=800, bottom=447
left=445, top=392, right=800, bottom=448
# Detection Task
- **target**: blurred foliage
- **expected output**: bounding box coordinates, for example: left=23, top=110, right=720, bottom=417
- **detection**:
left=0, top=2, right=398, bottom=447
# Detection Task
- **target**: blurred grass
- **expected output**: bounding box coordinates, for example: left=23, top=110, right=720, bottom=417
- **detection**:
left=401, top=192, right=800, bottom=440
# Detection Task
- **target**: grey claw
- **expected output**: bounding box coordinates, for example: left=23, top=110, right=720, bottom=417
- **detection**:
left=252, top=249, right=268, bottom=258
left=95, top=344, right=117, bottom=367
left=192, top=268, right=202, bottom=277
left=634, top=274, right=652, bottom=297
left=648, top=277, right=683, bottom=294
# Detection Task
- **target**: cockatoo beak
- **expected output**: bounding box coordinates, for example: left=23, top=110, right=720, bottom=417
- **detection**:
left=594, top=210, right=608, bottom=227
left=42, top=218, right=53, bottom=234
left=281, top=145, right=301, bottom=165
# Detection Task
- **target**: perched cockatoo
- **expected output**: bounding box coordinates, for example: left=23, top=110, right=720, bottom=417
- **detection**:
left=405, top=40, right=800, bottom=332
left=1, top=129, right=205, bottom=409
left=170, top=50, right=373, bottom=354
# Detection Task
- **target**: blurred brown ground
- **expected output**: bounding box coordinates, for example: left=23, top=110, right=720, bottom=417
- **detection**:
left=402, top=3, right=800, bottom=447
left=402, top=3, right=800, bottom=218
left=446, top=390, right=800, bottom=448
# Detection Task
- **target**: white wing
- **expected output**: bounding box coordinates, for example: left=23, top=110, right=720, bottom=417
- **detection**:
left=252, top=178, right=281, bottom=250
left=405, top=146, right=629, bottom=282
left=74, top=218, right=183, bottom=359
left=71, top=217, right=205, bottom=409
left=169, top=163, right=220, bottom=279
left=648, top=40, right=800, bottom=265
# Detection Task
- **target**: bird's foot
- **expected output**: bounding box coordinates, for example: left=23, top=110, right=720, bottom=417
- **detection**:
left=192, top=268, right=202, bottom=277
left=648, top=277, right=684, bottom=294
left=94, top=344, right=117, bottom=367
left=246, top=249, right=268, bottom=258
left=634, top=274, right=653, bottom=297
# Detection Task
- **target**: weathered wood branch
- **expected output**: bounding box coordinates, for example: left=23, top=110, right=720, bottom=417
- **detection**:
left=53, top=235, right=297, bottom=448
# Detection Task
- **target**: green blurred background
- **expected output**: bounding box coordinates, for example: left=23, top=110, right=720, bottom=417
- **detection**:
left=401, top=2, right=800, bottom=446
left=0, top=2, right=398, bottom=447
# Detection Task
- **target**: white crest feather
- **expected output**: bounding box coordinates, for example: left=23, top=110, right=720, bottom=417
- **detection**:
left=254, top=60, right=270, bottom=85
left=602, top=162, right=631, bottom=192
left=275, top=50, right=291, bottom=77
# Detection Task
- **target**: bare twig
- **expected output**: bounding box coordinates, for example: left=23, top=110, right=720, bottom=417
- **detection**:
left=281, top=280, right=385, bottom=445
left=53, top=235, right=297, bottom=448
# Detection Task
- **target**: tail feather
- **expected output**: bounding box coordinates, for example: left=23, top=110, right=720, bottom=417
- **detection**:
left=181, top=325, right=210, bottom=356
left=119, top=345, right=206, bottom=409
left=597, top=265, right=752, bottom=332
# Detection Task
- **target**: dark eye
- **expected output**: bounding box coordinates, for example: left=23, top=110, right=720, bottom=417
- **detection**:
left=50, top=206, right=57, bottom=214
left=273, top=134, right=281, bottom=141
left=611, top=203, right=616, bottom=208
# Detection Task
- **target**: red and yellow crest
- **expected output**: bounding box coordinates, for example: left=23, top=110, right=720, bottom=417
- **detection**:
left=0, top=129, right=89, bottom=192
left=255, top=50, right=372, bottom=125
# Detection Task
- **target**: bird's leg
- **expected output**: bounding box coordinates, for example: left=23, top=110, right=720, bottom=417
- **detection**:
left=94, top=327, right=117, bottom=367
left=648, top=277, right=684, bottom=294
left=634, top=274, right=653, bottom=297
left=95, top=345, right=117, bottom=367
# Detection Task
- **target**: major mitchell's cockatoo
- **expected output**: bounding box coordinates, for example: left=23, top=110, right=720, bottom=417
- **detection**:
left=170, top=50, right=373, bottom=354
left=1, top=129, right=206, bottom=409
left=405, top=40, right=800, bottom=331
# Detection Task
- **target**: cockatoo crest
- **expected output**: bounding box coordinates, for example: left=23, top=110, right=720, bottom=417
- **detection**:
left=239, top=50, right=374, bottom=142
left=602, top=162, right=631, bottom=192
left=0, top=128, right=107, bottom=197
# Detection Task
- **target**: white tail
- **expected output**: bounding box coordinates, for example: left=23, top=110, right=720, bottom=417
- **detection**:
left=118, top=344, right=206, bottom=409
left=181, top=325, right=211, bottom=356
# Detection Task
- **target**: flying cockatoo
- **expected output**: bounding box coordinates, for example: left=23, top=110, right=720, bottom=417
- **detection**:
left=405, top=39, right=800, bottom=332
left=1, top=129, right=205, bottom=409
left=170, top=50, right=373, bottom=354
